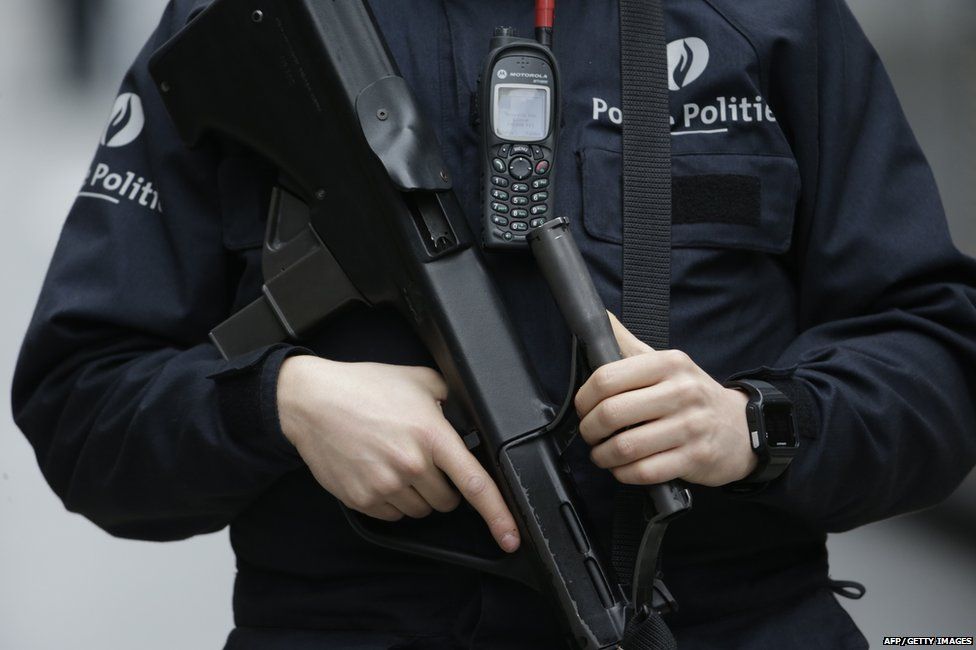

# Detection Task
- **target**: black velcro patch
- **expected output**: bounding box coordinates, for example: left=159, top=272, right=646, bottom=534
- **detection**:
left=672, top=174, right=761, bottom=226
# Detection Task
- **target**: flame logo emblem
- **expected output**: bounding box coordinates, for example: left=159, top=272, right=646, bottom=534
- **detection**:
left=101, top=93, right=145, bottom=148
left=667, top=37, right=709, bottom=91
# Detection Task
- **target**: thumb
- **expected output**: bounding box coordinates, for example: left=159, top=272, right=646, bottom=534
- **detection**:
left=607, top=311, right=654, bottom=358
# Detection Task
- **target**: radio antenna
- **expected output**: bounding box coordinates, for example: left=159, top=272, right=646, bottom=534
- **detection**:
left=535, top=0, right=555, bottom=47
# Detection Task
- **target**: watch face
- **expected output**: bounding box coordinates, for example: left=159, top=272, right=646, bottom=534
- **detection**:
left=763, top=402, right=797, bottom=448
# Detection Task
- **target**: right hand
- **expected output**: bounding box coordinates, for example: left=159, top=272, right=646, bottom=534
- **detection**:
left=276, top=355, right=521, bottom=553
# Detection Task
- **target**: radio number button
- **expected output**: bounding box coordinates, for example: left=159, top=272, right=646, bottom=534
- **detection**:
left=511, top=209, right=529, bottom=219
left=531, top=192, right=549, bottom=202
left=532, top=178, right=549, bottom=190
left=491, top=176, right=510, bottom=188
left=509, top=157, right=534, bottom=180
left=511, top=196, right=529, bottom=206
left=530, top=217, right=547, bottom=228
left=491, top=189, right=510, bottom=201
left=530, top=205, right=548, bottom=216
left=491, top=215, right=509, bottom=226
left=511, top=221, right=528, bottom=232
left=491, top=202, right=509, bottom=214
left=511, top=183, right=529, bottom=193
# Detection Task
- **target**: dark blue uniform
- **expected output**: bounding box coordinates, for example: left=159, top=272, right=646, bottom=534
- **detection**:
left=13, top=1, right=976, bottom=648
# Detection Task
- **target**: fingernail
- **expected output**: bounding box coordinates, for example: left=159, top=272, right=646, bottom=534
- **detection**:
left=500, top=531, right=520, bottom=553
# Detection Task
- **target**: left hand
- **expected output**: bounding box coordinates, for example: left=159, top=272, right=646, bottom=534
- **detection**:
left=574, top=312, right=757, bottom=487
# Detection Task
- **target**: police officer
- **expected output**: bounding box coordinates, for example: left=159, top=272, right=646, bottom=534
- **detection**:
left=13, top=1, right=976, bottom=648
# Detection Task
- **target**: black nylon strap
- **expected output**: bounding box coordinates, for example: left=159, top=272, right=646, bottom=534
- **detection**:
left=620, top=0, right=672, bottom=350
left=622, top=613, right=678, bottom=650
left=615, top=2, right=676, bottom=648
left=611, top=477, right=646, bottom=585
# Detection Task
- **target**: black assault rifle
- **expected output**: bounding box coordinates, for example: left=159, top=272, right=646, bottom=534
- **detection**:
left=149, top=1, right=690, bottom=647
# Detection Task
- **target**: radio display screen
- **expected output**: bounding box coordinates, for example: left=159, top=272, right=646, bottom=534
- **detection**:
left=494, top=85, right=550, bottom=141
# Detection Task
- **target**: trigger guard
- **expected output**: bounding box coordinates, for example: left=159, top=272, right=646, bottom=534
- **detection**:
left=340, top=503, right=540, bottom=591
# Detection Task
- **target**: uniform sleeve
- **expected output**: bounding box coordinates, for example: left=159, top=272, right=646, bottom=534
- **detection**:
left=10, top=0, right=306, bottom=541
left=734, top=0, right=976, bottom=532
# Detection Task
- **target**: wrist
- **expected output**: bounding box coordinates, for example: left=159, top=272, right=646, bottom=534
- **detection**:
left=724, top=379, right=800, bottom=487
left=724, top=388, right=759, bottom=481
left=208, top=344, right=311, bottom=465
left=277, top=355, right=334, bottom=449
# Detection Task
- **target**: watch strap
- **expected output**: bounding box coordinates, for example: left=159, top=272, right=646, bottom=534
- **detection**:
left=726, top=379, right=797, bottom=486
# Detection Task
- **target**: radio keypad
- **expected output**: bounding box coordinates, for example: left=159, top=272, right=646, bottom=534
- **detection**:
left=486, top=145, right=555, bottom=243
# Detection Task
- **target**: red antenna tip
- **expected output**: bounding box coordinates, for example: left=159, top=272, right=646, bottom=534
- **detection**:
left=536, top=0, right=555, bottom=29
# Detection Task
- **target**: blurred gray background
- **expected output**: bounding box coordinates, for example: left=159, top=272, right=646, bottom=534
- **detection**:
left=0, top=1, right=973, bottom=648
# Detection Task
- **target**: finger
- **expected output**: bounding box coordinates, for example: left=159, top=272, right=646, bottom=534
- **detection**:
left=590, top=419, right=686, bottom=469
left=611, top=448, right=690, bottom=486
left=575, top=352, right=680, bottom=419
left=578, top=380, right=687, bottom=446
left=360, top=503, right=406, bottom=522
left=413, top=469, right=462, bottom=513
left=607, top=311, right=654, bottom=358
left=387, top=487, right=435, bottom=519
left=431, top=433, right=520, bottom=553
left=413, top=366, right=449, bottom=402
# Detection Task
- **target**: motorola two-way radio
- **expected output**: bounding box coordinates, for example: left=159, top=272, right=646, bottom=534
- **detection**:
left=480, top=1, right=560, bottom=249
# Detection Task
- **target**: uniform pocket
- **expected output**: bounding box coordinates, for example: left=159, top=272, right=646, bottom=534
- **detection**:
left=577, top=147, right=802, bottom=370
left=670, top=153, right=799, bottom=253
left=579, top=148, right=800, bottom=254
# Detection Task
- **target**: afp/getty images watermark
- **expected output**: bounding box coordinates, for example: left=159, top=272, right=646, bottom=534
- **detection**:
left=882, top=637, right=974, bottom=646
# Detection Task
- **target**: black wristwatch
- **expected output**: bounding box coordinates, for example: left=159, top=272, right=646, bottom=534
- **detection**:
left=725, top=379, right=799, bottom=485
